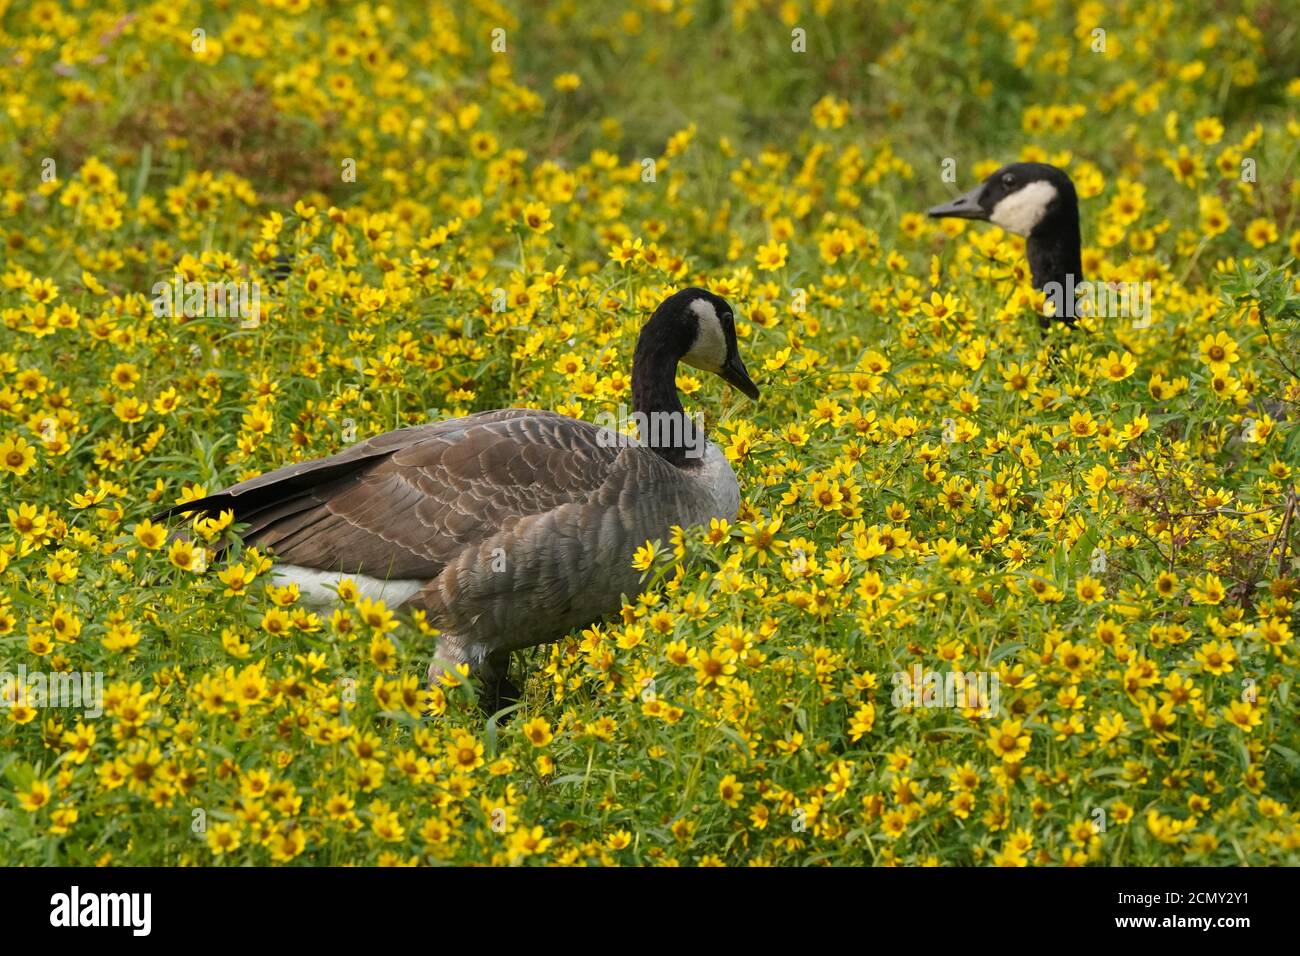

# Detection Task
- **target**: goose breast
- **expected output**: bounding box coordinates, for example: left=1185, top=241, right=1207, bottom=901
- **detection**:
left=419, top=435, right=740, bottom=651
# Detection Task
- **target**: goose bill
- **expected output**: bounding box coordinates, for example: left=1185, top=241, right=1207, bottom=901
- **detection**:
left=927, top=184, right=988, bottom=220
left=720, top=353, right=760, bottom=400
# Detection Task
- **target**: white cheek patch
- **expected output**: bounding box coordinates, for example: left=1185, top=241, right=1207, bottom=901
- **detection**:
left=683, top=298, right=728, bottom=373
left=989, top=181, right=1059, bottom=236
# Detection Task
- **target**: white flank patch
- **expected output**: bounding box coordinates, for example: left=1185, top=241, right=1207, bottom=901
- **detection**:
left=273, top=565, right=424, bottom=608
left=683, top=297, right=727, bottom=372
left=989, top=180, right=1058, bottom=236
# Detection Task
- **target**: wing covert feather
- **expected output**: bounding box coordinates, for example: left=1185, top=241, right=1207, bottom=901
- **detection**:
left=159, top=409, right=649, bottom=581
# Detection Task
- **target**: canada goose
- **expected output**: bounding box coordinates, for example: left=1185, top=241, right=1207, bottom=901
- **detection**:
left=927, top=162, right=1082, bottom=327
left=156, top=287, right=760, bottom=710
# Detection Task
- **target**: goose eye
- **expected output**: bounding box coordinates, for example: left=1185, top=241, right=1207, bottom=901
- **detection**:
left=1002, top=173, right=1016, bottom=187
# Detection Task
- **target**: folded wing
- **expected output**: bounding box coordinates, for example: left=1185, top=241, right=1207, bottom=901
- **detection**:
left=156, top=409, right=628, bottom=579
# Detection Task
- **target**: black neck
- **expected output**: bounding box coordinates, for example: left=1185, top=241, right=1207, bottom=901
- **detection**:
left=1027, top=207, right=1083, bottom=292
left=631, top=332, right=702, bottom=468
left=1028, top=205, right=1083, bottom=327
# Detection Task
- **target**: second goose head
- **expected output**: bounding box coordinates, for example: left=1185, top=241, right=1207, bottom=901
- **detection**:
left=631, top=288, right=760, bottom=464
left=928, top=162, right=1083, bottom=323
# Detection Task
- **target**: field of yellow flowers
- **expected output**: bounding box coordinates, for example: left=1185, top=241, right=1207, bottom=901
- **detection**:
left=2, top=0, right=1299, bottom=867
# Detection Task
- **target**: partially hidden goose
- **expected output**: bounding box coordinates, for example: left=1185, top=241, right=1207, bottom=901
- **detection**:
left=927, top=162, right=1083, bottom=327
left=157, top=287, right=760, bottom=710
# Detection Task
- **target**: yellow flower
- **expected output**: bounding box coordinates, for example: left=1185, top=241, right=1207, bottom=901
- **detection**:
left=508, top=825, right=552, bottom=860
left=268, top=825, right=306, bottom=862
left=1243, top=217, right=1278, bottom=249
left=810, top=94, right=850, bottom=129
left=1139, top=698, right=1178, bottom=741
left=521, top=201, right=553, bottom=234
left=631, top=540, right=660, bottom=571
left=103, top=621, right=142, bottom=652
left=19, top=780, right=52, bottom=812
left=1194, top=640, right=1237, bottom=676
left=1198, top=195, right=1230, bottom=237
left=133, top=519, right=166, bottom=550
left=167, top=537, right=206, bottom=572
left=849, top=701, right=876, bottom=741
left=1197, top=331, right=1238, bottom=369
left=1075, top=576, right=1105, bottom=603
left=718, top=774, right=744, bottom=808
left=356, top=597, right=398, bottom=633
left=217, top=563, right=251, bottom=595
left=368, top=633, right=397, bottom=671
left=207, top=822, right=242, bottom=856
left=1154, top=571, right=1179, bottom=599
left=447, top=732, right=484, bottom=772
left=1222, top=699, right=1262, bottom=732
left=49, top=806, right=79, bottom=835
left=693, top=647, right=737, bottom=688
left=521, top=717, right=553, bottom=747
left=0, top=435, right=36, bottom=476
left=986, top=719, right=1030, bottom=763
left=755, top=240, right=788, bottom=271
left=1193, top=117, right=1224, bottom=144
left=1189, top=573, right=1225, bottom=604
left=1001, top=362, right=1037, bottom=396
left=818, top=228, right=855, bottom=264
left=1096, top=350, right=1136, bottom=381
left=608, top=237, right=643, bottom=265
left=260, top=607, right=293, bottom=637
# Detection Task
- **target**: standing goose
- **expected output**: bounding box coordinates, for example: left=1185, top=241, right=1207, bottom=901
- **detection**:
left=927, top=162, right=1083, bottom=326
left=157, top=287, right=760, bottom=709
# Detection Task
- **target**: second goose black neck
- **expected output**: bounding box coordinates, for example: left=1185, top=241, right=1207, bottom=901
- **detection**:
left=1027, top=201, right=1084, bottom=327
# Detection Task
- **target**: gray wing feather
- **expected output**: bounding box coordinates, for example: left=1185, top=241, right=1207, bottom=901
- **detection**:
left=156, top=409, right=648, bottom=579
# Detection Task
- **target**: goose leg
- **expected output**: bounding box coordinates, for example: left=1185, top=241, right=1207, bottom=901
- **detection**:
left=478, top=649, right=520, bottom=715
left=426, top=635, right=518, bottom=715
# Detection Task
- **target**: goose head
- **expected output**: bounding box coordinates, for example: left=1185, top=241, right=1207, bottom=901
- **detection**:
left=637, top=287, right=760, bottom=400
left=927, top=163, right=1084, bottom=307
left=927, top=162, right=1078, bottom=238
